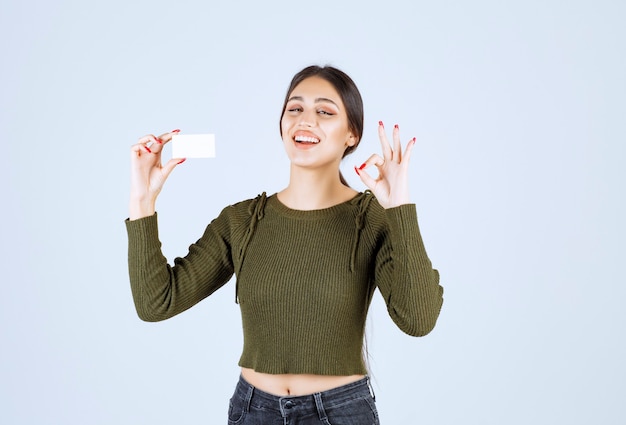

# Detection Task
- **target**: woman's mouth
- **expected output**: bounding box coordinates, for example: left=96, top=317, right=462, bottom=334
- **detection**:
left=294, top=135, right=320, bottom=144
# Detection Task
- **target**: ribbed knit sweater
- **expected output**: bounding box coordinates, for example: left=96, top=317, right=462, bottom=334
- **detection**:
left=126, top=191, right=443, bottom=375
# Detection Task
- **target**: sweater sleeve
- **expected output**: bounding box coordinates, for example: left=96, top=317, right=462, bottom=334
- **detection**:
left=374, top=204, right=444, bottom=336
left=125, top=210, right=235, bottom=322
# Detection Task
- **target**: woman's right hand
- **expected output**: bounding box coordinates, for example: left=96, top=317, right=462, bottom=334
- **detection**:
left=129, top=129, right=184, bottom=220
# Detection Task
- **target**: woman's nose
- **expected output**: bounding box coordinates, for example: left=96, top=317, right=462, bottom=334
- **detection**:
left=299, top=110, right=316, bottom=127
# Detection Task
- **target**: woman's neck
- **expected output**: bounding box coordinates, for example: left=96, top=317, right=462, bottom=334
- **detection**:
left=278, top=166, right=357, bottom=210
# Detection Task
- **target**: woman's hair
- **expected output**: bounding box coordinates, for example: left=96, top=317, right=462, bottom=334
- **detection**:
left=280, top=65, right=364, bottom=186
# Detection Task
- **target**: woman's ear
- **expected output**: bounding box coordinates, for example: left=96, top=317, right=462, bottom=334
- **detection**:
left=346, top=132, right=357, bottom=147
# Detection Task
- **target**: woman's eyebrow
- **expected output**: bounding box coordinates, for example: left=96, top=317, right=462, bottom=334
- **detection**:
left=287, top=96, right=339, bottom=107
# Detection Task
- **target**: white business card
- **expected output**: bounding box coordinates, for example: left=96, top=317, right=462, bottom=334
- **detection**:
left=171, top=134, right=216, bottom=158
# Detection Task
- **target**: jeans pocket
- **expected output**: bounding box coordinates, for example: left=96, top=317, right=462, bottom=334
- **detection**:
left=363, top=396, right=380, bottom=423
left=325, top=396, right=380, bottom=425
left=227, top=396, right=247, bottom=425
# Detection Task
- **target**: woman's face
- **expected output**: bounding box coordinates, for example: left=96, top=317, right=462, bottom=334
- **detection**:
left=280, top=76, right=356, bottom=170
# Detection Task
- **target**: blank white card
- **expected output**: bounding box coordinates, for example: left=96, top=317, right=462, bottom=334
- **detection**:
left=171, top=134, right=216, bottom=158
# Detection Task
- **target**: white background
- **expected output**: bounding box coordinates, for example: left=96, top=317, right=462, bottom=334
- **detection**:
left=1, top=0, right=624, bottom=423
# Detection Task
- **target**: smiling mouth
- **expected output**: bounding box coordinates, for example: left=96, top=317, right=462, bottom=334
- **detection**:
left=294, top=135, right=320, bottom=144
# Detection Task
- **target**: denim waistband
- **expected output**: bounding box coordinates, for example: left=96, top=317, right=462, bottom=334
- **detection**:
left=233, top=374, right=374, bottom=416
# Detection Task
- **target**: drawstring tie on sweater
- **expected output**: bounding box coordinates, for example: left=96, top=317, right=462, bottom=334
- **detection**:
left=235, top=192, right=267, bottom=303
left=350, top=190, right=374, bottom=272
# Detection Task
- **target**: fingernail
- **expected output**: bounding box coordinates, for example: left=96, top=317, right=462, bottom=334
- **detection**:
left=412, top=137, right=416, bottom=143
left=154, top=137, right=162, bottom=144
left=394, top=124, right=399, bottom=129
left=144, top=146, right=152, bottom=153
left=359, top=163, right=367, bottom=170
left=171, top=129, right=181, bottom=133
left=378, top=121, right=384, bottom=128
left=177, top=158, right=186, bottom=164
left=354, top=166, right=360, bottom=175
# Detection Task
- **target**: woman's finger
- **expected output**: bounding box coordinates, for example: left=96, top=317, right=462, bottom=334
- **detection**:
left=131, top=143, right=144, bottom=154
left=358, top=153, right=385, bottom=172
left=377, top=121, right=393, bottom=161
left=137, top=134, right=160, bottom=145
left=161, top=157, right=186, bottom=180
left=156, top=129, right=181, bottom=146
left=135, top=134, right=162, bottom=155
left=354, top=164, right=378, bottom=190
left=131, top=141, right=153, bottom=157
left=392, top=124, right=402, bottom=163
left=402, top=137, right=417, bottom=165
left=135, top=129, right=180, bottom=155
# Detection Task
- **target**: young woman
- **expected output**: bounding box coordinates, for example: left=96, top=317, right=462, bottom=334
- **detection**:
left=126, top=65, right=443, bottom=424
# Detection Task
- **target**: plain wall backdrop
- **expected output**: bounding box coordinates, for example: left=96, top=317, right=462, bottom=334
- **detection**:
left=1, top=0, right=624, bottom=423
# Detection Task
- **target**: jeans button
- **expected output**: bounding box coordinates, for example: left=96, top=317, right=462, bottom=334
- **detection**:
left=284, top=400, right=294, bottom=409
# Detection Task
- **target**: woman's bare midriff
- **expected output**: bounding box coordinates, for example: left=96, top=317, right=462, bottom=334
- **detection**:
left=241, top=367, right=365, bottom=396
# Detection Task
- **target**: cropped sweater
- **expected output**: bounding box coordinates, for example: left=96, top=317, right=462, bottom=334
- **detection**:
left=125, top=191, right=443, bottom=375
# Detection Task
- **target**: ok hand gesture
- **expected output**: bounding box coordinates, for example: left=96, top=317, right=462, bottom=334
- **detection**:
left=355, top=122, right=416, bottom=209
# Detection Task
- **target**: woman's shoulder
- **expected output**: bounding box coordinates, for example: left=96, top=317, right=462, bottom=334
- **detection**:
left=351, top=190, right=385, bottom=217
left=219, top=192, right=269, bottom=221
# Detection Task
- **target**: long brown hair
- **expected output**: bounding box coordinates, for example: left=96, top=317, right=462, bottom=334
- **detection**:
left=280, top=65, right=364, bottom=186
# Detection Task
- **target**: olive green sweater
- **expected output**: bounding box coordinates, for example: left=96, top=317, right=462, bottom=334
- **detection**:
left=126, top=192, right=443, bottom=375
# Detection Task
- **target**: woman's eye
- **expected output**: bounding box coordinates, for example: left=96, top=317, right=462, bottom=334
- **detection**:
left=287, top=107, right=302, bottom=113
left=318, top=110, right=334, bottom=116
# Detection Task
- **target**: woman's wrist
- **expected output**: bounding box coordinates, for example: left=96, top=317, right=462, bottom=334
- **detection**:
left=129, top=196, right=156, bottom=220
left=380, top=193, right=411, bottom=209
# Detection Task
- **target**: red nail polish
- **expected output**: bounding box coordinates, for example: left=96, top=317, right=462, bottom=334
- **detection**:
left=144, top=146, right=152, bottom=153
left=359, top=163, right=367, bottom=170
left=177, top=158, right=186, bottom=164
left=154, top=137, right=162, bottom=144
left=354, top=166, right=360, bottom=175
left=171, top=129, right=181, bottom=133
left=379, top=121, right=384, bottom=128
left=412, top=137, right=416, bottom=143
left=394, top=124, right=399, bottom=129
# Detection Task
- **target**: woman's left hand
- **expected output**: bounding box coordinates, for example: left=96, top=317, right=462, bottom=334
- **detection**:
left=355, top=122, right=416, bottom=209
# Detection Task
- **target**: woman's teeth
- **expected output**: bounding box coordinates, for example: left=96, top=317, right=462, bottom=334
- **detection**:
left=295, top=135, right=320, bottom=144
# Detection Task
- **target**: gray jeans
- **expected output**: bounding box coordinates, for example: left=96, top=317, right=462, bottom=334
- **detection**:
left=227, top=375, right=380, bottom=425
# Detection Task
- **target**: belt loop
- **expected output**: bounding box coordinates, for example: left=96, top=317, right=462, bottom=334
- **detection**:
left=244, top=382, right=254, bottom=413
left=313, top=393, right=327, bottom=421
left=367, top=376, right=376, bottom=402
